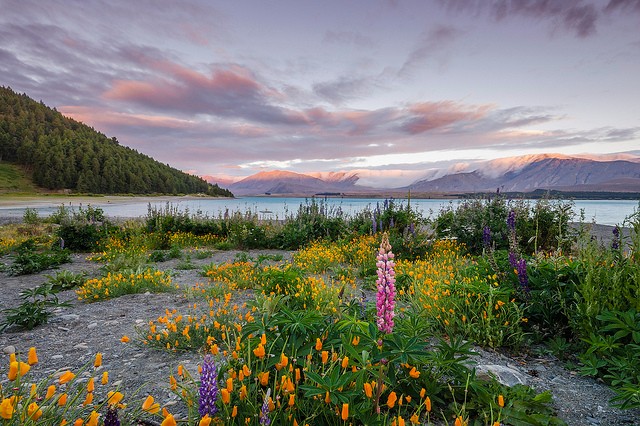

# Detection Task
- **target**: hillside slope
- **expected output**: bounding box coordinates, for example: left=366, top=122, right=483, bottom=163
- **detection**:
left=0, top=87, right=232, bottom=196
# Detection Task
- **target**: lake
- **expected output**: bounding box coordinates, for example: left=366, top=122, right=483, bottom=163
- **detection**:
left=0, top=196, right=638, bottom=226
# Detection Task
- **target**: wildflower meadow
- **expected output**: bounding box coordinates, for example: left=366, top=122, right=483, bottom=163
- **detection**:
left=1, top=198, right=639, bottom=425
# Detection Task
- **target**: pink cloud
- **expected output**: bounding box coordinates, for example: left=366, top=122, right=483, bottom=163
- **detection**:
left=400, top=101, right=491, bottom=134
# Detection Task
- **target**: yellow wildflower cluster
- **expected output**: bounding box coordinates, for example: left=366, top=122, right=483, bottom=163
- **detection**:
left=168, top=231, right=222, bottom=247
left=204, top=261, right=259, bottom=289
left=143, top=294, right=251, bottom=352
left=76, top=268, right=176, bottom=301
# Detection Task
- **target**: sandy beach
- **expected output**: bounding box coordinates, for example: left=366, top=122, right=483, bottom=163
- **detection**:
left=0, top=194, right=226, bottom=209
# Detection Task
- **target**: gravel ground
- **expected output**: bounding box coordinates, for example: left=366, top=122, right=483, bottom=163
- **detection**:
left=0, top=227, right=639, bottom=425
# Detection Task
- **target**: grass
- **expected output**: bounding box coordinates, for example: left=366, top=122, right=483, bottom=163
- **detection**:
left=0, top=162, right=39, bottom=194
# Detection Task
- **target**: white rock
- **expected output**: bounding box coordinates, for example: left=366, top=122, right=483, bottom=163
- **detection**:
left=87, top=322, right=98, bottom=329
left=476, top=364, right=528, bottom=387
left=3, top=346, right=16, bottom=354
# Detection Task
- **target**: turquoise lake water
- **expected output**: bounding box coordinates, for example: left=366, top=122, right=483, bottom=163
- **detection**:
left=1, top=197, right=638, bottom=226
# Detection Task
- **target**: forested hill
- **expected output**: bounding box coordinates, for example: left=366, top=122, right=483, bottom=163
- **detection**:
left=0, top=87, right=233, bottom=196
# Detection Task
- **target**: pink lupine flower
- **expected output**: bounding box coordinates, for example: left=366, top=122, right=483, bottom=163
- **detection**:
left=376, top=232, right=396, bottom=334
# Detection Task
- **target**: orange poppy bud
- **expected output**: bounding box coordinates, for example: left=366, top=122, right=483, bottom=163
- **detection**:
left=315, top=338, right=322, bottom=351
left=199, top=414, right=212, bottom=426
left=101, top=371, right=108, bottom=385
left=387, top=391, right=398, bottom=408
left=28, top=347, right=38, bottom=365
left=321, top=351, right=328, bottom=364
left=58, top=393, right=68, bottom=406
left=341, top=403, right=349, bottom=421
left=94, top=353, right=102, bottom=368
left=364, top=382, right=373, bottom=398
left=59, top=370, right=75, bottom=384
left=341, top=357, right=349, bottom=369
left=46, top=385, right=56, bottom=399
left=27, top=402, right=42, bottom=421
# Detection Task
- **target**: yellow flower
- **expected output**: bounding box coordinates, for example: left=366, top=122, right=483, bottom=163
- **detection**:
left=498, top=394, right=504, bottom=408
left=397, top=416, right=405, bottom=426
left=253, top=344, right=266, bottom=358
left=341, top=403, right=349, bottom=421
left=0, top=398, right=14, bottom=419
left=87, top=411, right=100, bottom=426
left=420, top=388, right=426, bottom=399
left=261, top=333, right=267, bottom=345
left=142, top=395, right=160, bottom=413
left=341, top=357, right=349, bottom=369
left=259, top=371, right=270, bottom=386
left=199, top=415, right=212, bottom=426
left=83, top=392, right=94, bottom=406
left=121, top=335, right=130, bottom=343
left=242, top=364, right=251, bottom=377
left=289, top=394, right=295, bottom=407
left=387, top=391, right=398, bottom=408
left=169, top=375, right=177, bottom=390
left=321, top=350, right=328, bottom=364
left=425, top=396, right=431, bottom=412
left=59, top=370, right=76, bottom=384
left=58, top=393, right=68, bottom=406
left=8, top=361, right=30, bottom=380
left=221, top=388, right=231, bottom=404
left=454, top=416, right=464, bottom=426
left=27, top=402, right=42, bottom=421
left=107, top=391, right=124, bottom=405
left=101, top=371, right=108, bottom=385
left=410, top=413, right=420, bottom=424
left=74, top=419, right=84, bottom=426
left=409, top=367, right=420, bottom=378
left=227, top=377, right=233, bottom=392
left=87, top=377, right=95, bottom=393
left=94, top=353, right=102, bottom=368
left=161, top=413, right=177, bottom=426
left=28, top=347, right=38, bottom=365
left=46, top=384, right=56, bottom=399
left=364, top=382, right=373, bottom=398
left=232, top=405, right=238, bottom=417
left=315, top=338, right=322, bottom=351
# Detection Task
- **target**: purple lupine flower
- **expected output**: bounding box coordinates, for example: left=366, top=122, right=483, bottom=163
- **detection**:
left=482, top=226, right=491, bottom=248
left=516, top=258, right=530, bottom=294
left=376, top=233, right=396, bottom=334
left=508, top=251, right=518, bottom=269
left=104, top=406, right=120, bottom=426
left=372, top=214, right=377, bottom=234
left=198, top=355, right=219, bottom=417
left=507, top=210, right=516, bottom=232
left=612, top=226, right=620, bottom=250
left=260, top=388, right=272, bottom=425
left=409, top=222, right=416, bottom=236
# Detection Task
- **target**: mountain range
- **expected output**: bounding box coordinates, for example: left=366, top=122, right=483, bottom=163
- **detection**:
left=210, top=153, right=640, bottom=196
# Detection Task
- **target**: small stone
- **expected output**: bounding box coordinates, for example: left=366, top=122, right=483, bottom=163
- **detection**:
left=52, top=355, right=64, bottom=360
left=3, top=346, right=16, bottom=354
left=74, top=343, right=89, bottom=349
left=57, top=326, right=70, bottom=332
left=59, top=314, right=80, bottom=322
left=87, top=322, right=98, bottom=329
left=112, top=380, right=123, bottom=387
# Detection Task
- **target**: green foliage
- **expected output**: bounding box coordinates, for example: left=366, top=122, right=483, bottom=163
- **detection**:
left=578, top=310, right=640, bottom=409
left=76, top=267, right=175, bottom=301
left=0, top=86, right=233, bottom=196
left=435, top=196, right=573, bottom=255
left=9, top=239, right=70, bottom=275
left=0, top=283, right=69, bottom=331
left=45, top=270, right=87, bottom=291
left=55, top=205, right=114, bottom=252
left=22, top=207, right=39, bottom=224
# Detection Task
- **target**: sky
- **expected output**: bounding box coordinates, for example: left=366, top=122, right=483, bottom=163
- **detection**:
left=1, top=0, right=639, bottom=188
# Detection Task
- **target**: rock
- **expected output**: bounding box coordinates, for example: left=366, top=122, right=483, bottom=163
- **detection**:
left=3, top=345, right=16, bottom=354
left=476, top=364, right=528, bottom=387
left=87, top=322, right=98, bottom=329
left=58, top=314, right=80, bottom=322
left=74, top=343, right=89, bottom=350
left=52, top=355, right=64, bottom=360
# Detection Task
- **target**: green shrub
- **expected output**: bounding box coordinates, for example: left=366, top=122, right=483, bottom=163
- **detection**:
left=9, top=240, right=71, bottom=276
left=1, top=284, right=69, bottom=331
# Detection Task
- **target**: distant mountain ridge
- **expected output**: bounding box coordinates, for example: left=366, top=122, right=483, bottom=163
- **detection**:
left=408, top=155, right=640, bottom=193
left=220, top=153, right=640, bottom=196
left=228, top=170, right=369, bottom=196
